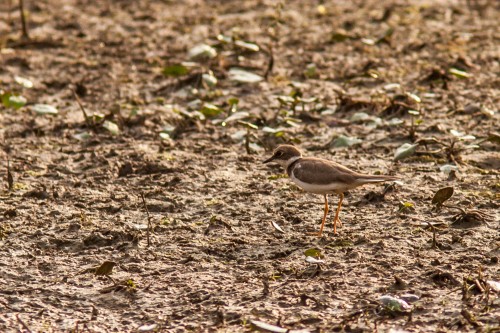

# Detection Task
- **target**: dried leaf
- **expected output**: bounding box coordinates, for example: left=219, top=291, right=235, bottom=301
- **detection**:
left=188, top=44, right=217, bottom=60
left=431, top=187, right=454, bottom=206
left=103, top=120, right=120, bottom=135
left=331, top=135, right=362, bottom=148
left=14, top=76, right=33, bottom=88
left=271, top=221, right=285, bottom=234
left=305, top=256, right=324, bottom=264
left=95, top=261, right=116, bottom=276
left=250, top=320, right=311, bottom=333
left=224, top=111, right=249, bottom=123
left=234, top=40, right=259, bottom=52
left=31, top=104, right=58, bottom=115
left=394, top=143, right=418, bottom=161
left=202, top=72, right=217, bottom=87
left=228, top=68, right=263, bottom=83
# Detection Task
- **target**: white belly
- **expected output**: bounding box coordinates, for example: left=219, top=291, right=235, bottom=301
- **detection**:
left=290, top=173, right=349, bottom=194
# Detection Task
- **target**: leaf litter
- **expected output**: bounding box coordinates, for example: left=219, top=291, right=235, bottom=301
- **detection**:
left=0, top=1, right=498, bottom=332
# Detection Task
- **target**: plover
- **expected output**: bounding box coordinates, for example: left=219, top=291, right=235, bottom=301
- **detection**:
left=264, top=145, right=399, bottom=236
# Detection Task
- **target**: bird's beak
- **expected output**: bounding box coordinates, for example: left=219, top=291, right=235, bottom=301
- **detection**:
left=263, top=155, right=275, bottom=164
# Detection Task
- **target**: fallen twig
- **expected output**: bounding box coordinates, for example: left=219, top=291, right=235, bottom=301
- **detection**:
left=16, top=314, right=32, bottom=333
left=18, top=0, right=29, bottom=39
left=72, top=89, right=93, bottom=128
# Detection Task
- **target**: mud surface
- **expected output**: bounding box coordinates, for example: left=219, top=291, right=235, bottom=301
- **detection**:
left=0, top=0, right=499, bottom=332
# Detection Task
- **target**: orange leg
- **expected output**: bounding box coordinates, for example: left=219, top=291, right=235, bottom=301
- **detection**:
left=332, top=193, right=344, bottom=234
left=308, top=194, right=328, bottom=237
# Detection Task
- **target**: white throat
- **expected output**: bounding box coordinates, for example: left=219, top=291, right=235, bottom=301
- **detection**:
left=279, top=156, right=301, bottom=169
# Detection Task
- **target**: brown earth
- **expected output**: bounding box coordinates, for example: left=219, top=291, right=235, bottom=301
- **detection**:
left=0, top=0, right=499, bottom=332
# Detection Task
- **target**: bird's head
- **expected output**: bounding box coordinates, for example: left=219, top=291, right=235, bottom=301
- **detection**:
left=263, top=145, right=302, bottom=168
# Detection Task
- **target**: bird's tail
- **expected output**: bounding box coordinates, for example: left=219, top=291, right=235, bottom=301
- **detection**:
left=355, top=174, right=400, bottom=184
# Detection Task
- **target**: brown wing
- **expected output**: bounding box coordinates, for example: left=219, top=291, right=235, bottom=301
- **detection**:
left=292, top=158, right=360, bottom=185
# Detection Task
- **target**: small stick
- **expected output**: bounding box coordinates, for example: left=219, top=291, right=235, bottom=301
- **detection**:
left=16, top=314, right=32, bottom=333
left=18, top=0, right=29, bottom=39
left=264, top=44, right=274, bottom=80
left=245, top=128, right=251, bottom=154
left=73, top=89, right=92, bottom=128
left=427, top=222, right=437, bottom=249
left=140, top=193, right=152, bottom=247
left=7, top=156, right=14, bottom=191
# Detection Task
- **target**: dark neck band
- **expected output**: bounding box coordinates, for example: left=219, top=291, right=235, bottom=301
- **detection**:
left=286, top=158, right=301, bottom=176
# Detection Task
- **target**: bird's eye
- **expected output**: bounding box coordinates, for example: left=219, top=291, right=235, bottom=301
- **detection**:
left=276, top=151, right=283, bottom=157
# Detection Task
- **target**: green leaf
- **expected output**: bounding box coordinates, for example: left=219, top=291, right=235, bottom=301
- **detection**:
left=162, top=64, right=189, bottom=77
left=9, top=95, right=27, bottom=109
left=394, top=143, right=418, bottom=161
left=449, top=68, right=471, bottom=79
left=14, top=76, right=33, bottom=88
left=199, top=103, right=223, bottom=117
left=228, top=68, right=263, bottom=83
left=31, top=104, right=58, bottom=115
left=432, top=187, right=454, bottom=207
left=268, top=173, right=288, bottom=180
left=1, top=91, right=12, bottom=107
left=304, top=63, right=317, bottom=78
left=103, top=120, right=120, bottom=135
left=228, top=97, right=239, bottom=106
left=331, top=135, right=362, bottom=148
left=304, top=248, right=322, bottom=258
left=379, top=295, right=411, bottom=312
left=398, top=201, right=415, bottom=213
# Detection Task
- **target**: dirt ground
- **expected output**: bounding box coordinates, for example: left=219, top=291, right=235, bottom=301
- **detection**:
left=0, top=0, right=499, bottom=332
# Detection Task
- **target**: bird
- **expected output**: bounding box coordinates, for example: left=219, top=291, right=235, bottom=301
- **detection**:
left=264, top=144, right=399, bottom=236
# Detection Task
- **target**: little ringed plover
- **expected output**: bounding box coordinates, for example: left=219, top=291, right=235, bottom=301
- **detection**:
left=264, top=145, right=399, bottom=236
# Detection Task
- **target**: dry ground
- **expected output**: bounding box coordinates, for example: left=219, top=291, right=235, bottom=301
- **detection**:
left=0, top=0, right=499, bottom=332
